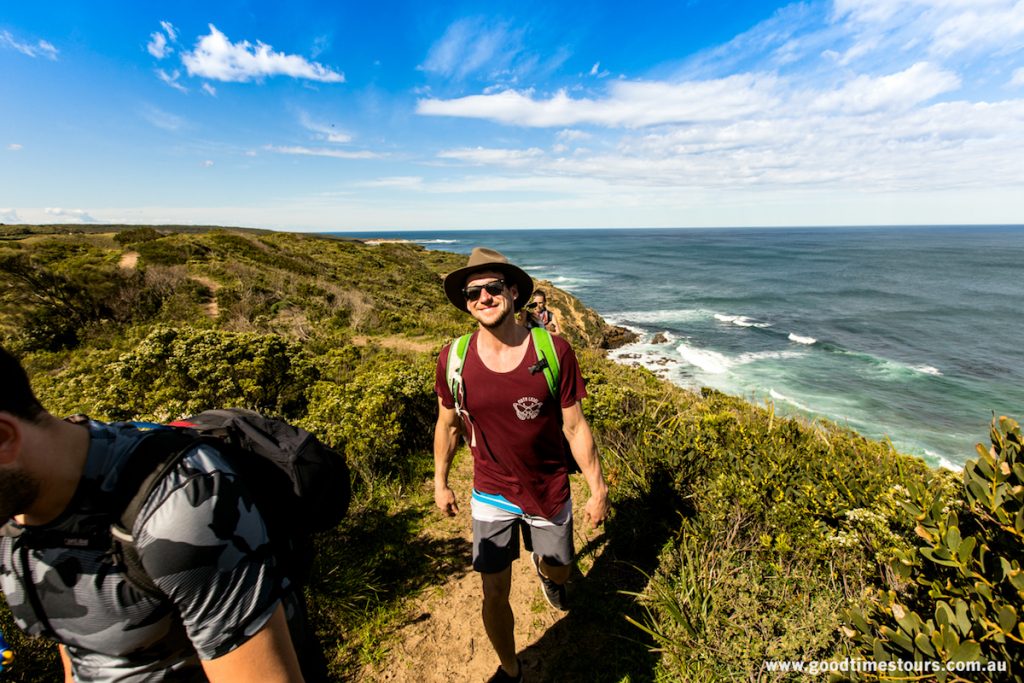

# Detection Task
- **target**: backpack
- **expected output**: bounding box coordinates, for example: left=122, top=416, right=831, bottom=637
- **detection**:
left=14, top=409, right=351, bottom=600
left=445, top=327, right=580, bottom=473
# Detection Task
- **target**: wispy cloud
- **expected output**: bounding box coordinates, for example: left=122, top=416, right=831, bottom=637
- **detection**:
left=7, top=143, right=23, bottom=151
left=201, top=160, right=214, bottom=168
left=140, top=105, right=186, bottom=131
left=156, top=68, right=188, bottom=93
left=265, top=145, right=379, bottom=159
left=808, top=61, right=960, bottom=113
left=202, top=82, right=217, bottom=96
left=419, top=75, right=780, bottom=127
left=148, top=30, right=170, bottom=59
left=182, top=25, right=345, bottom=83
left=438, top=146, right=545, bottom=167
left=1, top=29, right=58, bottom=60
left=358, top=176, right=425, bottom=189
left=298, top=111, right=353, bottom=143
left=0, top=208, right=20, bottom=222
left=45, top=208, right=97, bottom=223
left=420, top=17, right=567, bottom=84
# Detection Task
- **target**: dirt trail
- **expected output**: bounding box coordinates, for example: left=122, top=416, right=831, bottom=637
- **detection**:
left=360, top=457, right=607, bottom=683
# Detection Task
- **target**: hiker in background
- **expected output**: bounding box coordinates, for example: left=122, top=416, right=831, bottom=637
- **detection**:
left=434, top=248, right=609, bottom=683
left=519, top=290, right=559, bottom=335
left=0, top=345, right=317, bottom=682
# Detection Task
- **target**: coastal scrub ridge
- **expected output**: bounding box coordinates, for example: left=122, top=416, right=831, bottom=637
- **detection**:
left=0, top=224, right=1020, bottom=681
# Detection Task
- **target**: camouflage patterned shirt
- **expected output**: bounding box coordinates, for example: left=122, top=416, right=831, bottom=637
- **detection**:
left=0, top=420, right=283, bottom=682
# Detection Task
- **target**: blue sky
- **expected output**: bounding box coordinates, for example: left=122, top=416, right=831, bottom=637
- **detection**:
left=2, top=1, right=1023, bottom=231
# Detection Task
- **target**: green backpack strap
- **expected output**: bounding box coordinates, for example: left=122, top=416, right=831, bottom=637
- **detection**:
left=445, top=333, right=473, bottom=412
left=530, top=327, right=560, bottom=399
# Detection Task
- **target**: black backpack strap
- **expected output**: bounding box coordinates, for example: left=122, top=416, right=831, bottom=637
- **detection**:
left=111, top=428, right=206, bottom=598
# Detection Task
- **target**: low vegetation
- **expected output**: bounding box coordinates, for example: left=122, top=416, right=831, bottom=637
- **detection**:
left=0, top=226, right=1019, bottom=681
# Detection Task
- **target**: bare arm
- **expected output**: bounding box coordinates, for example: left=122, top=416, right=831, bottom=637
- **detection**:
left=561, top=401, right=609, bottom=527
left=434, top=397, right=462, bottom=516
left=200, top=603, right=304, bottom=682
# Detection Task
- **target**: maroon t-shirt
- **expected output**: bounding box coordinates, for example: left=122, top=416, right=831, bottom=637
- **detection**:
left=435, top=331, right=587, bottom=519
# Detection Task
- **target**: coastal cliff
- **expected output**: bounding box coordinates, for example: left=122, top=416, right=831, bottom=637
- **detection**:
left=1, top=226, right=1019, bottom=682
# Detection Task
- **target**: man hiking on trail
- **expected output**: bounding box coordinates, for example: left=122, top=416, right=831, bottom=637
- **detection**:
left=0, top=346, right=319, bottom=682
left=433, top=248, right=610, bottom=683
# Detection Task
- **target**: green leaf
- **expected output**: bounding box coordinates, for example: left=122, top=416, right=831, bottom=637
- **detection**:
left=948, top=640, right=981, bottom=662
left=914, top=631, right=936, bottom=657
left=935, top=601, right=953, bottom=627
left=997, top=605, right=1017, bottom=633
left=954, top=599, right=972, bottom=636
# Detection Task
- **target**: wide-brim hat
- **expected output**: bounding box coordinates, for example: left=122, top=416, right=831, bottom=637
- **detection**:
left=443, top=247, right=534, bottom=313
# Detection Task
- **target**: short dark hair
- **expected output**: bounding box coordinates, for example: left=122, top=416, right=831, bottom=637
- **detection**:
left=0, top=346, right=45, bottom=422
left=533, top=290, right=546, bottom=300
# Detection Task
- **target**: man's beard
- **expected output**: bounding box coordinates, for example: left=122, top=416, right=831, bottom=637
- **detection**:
left=479, top=306, right=512, bottom=329
left=0, top=468, right=39, bottom=523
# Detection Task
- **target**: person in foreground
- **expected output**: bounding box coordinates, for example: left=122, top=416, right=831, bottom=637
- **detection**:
left=433, top=248, right=610, bottom=683
left=0, top=346, right=310, bottom=682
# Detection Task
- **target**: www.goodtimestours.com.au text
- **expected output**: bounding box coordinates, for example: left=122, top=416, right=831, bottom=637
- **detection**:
left=762, top=659, right=1008, bottom=676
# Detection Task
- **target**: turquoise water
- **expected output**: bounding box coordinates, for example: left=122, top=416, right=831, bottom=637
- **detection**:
left=347, top=226, right=1024, bottom=469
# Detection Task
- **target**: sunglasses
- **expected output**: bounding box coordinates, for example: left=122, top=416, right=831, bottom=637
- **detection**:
left=463, top=279, right=507, bottom=301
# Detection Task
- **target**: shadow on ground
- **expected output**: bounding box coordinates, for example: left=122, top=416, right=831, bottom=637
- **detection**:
left=520, top=471, right=689, bottom=682
left=309, top=502, right=474, bottom=677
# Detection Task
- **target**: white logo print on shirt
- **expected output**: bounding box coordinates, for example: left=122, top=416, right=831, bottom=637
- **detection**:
left=513, top=396, right=543, bottom=420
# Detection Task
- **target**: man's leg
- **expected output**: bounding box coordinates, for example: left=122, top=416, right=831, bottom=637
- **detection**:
left=481, top=566, right=519, bottom=677
left=535, top=557, right=571, bottom=584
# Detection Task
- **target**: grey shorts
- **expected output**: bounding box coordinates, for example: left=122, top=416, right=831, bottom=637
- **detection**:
left=470, top=496, right=574, bottom=574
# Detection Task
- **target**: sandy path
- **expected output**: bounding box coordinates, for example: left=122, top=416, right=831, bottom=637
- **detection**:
left=361, top=457, right=606, bottom=683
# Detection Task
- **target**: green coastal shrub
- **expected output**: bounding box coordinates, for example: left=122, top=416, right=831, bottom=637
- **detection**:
left=301, top=353, right=435, bottom=487
left=95, top=326, right=316, bottom=421
left=843, top=416, right=1024, bottom=681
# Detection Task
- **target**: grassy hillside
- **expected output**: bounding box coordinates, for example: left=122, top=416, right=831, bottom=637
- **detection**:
left=1, top=227, right=1020, bottom=681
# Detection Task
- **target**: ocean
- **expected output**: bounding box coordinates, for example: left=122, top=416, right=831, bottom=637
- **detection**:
left=345, top=226, right=1024, bottom=470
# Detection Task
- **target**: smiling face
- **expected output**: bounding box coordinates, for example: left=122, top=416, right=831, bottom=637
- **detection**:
left=464, top=269, right=519, bottom=330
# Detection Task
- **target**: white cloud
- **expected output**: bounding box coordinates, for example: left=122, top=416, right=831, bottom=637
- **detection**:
left=1, top=29, right=58, bottom=60
left=265, top=145, right=379, bottom=159
left=140, top=105, right=186, bottom=131
left=182, top=25, right=345, bottom=83
left=556, top=129, right=592, bottom=142
left=832, top=0, right=1024, bottom=59
left=0, top=208, right=20, bottom=222
left=148, top=31, right=170, bottom=59
left=421, top=18, right=526, bottom=81
left=202, top=82, right=217, bottom=96
left=438, top=147, right=545, bottom=166
left=160, top=21, right=178, bottom=43
left=201, top=160, right=214, bottom=167
left=298, top=111, right=353, bottom=143
left=44, top=208, right=97, bottom=223
left=418, top=75, right=780, bottom=128
left=589, top=62, right=610, bottom=78
left=357, top=176, right=425, bottom=189
left=7, top=143, right=23, bottom=151
left=809, top=61, right=960, bottom=113
left=156, top=68, right=188, bottom=93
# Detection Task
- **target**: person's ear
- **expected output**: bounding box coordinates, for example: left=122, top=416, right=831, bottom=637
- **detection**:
left=0, top=414, right=23, bottom=465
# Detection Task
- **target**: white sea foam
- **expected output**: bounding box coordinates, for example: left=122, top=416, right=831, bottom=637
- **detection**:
left=769, top=389, right=813, bottom=412
left=413, top=239, right=459, bottom=244
left=714, top=312, right=771, bottom=328
left=677, top=343, right=731, bottom=374
left=914, top=365, right=943, bottom=376
left=788, top=333, right=817, bottom=345
left=925, top=449, right=962, bottom=471
left=607, top=309, right=708, bottom=325
left=736, top=350, right=804, bottom=365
